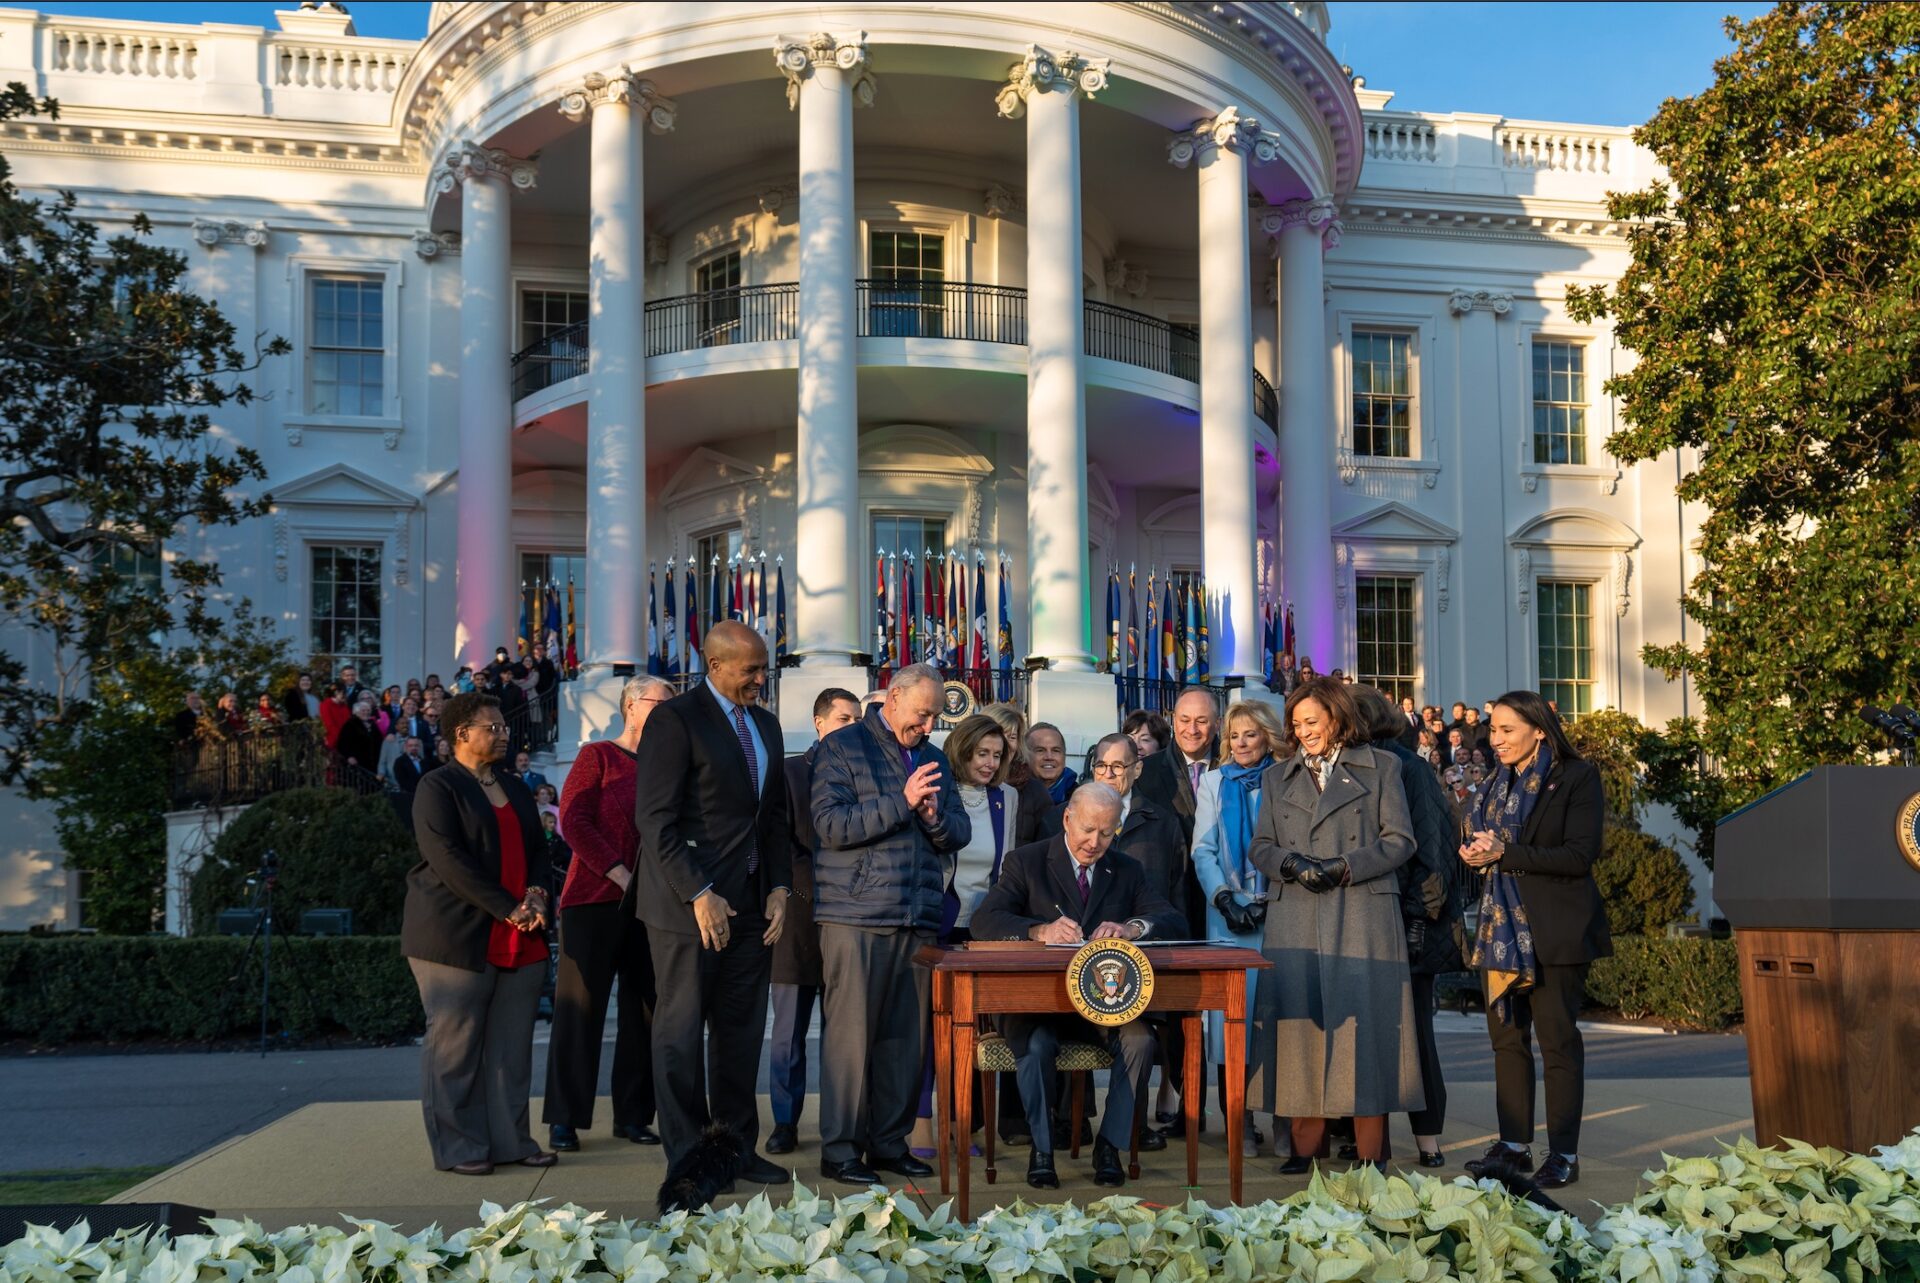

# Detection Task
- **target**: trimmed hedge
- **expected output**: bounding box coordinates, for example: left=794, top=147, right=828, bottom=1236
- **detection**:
left=190, top=787, right=415, bottom=937
left=1586, top=935, right=1742, bottom=1029
left=0, top=936, right=421, bottom=1044
left=1593, top=826, right=1696, bottom=935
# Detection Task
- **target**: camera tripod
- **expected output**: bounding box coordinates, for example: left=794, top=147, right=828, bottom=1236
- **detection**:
left=206, top=849, right=327, bottom=1057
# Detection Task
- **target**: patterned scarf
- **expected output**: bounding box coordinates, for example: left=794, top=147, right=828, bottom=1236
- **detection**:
left=1302, top=748, right=1339, bottom=793
left=1216, top=756, right=1271, bottom=896
left=1468, top=745, right=1552, bottom=1023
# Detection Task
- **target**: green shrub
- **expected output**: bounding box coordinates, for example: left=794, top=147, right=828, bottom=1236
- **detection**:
left=0, top=935, right=420, bottom=1044
left=1585, top=936, right=1742, bottom=1029
left=191, top=787, right=414, bottom=936
left=1594, top=826, right=1696, bottom=935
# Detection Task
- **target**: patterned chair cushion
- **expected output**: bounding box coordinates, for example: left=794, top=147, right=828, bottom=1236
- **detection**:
left=974, top=1034, right=1113, bottom=1073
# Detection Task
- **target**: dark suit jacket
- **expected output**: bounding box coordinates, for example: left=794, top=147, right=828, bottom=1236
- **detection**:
left=1111, top=794, right=1191, bottom=928
left=773, top=748, right=823, bottom=987
left=402, top=765, right=548, bottom=971
left=970, top=836, right=1187, bottom=943
left=1134, top=745, right=1215, bottom=935
left=630, top=683, right=792, bottom=934
left=1491, top=756, right=1612, bottom=965
left=393, top=753, right=431, bottom=795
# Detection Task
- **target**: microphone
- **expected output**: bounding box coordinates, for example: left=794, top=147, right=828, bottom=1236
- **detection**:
left=1861, top=706, right=1915, bottom=744
left=1890, top=705, right=1920, bottom=737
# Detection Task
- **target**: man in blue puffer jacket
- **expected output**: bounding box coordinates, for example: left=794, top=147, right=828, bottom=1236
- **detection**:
left=810, top=663, right=970, bottom=1186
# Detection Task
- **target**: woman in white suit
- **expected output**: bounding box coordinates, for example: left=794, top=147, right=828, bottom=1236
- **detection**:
left=1189, top=698, right=1288, bottom=1149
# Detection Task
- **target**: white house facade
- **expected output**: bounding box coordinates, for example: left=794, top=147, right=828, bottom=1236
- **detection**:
left=0, top=1, right=1702, bottom=928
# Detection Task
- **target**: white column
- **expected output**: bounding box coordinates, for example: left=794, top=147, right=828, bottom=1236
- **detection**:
left=1448, top=288, right=1514, bottom=701
left=560, top=70, right=677, bottom=675
left=1171, top=108, right=1272, bottom=681
left=1268, top=197, right=1340, bottom=671
left=778, top=33, right=873, bottom=667
left=998, top=46, right=1107, bottom=673
left=435, top=143, right=535, bottom=671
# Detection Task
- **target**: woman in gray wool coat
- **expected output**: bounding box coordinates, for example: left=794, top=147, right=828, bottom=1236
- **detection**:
left=1245, top=675, right=1425, bottom=1171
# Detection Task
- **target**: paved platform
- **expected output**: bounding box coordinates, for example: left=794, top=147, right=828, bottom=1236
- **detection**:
left=114, top=1073, right=1754, bottom=1229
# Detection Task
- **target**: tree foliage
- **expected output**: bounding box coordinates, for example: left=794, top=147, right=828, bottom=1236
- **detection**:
left=1567, top=4, right=1920, bottom=807
left=191, top=787, right=415, bottom=938
left=1593, top=827, right=1697, bottom=936
left=0, top=82, right=290, bottom=791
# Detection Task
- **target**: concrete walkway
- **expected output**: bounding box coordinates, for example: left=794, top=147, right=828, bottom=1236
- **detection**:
left=114, top=1071, right=1754, bottom=1230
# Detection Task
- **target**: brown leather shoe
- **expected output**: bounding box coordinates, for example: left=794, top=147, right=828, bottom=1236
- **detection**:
left=516, top=1150, right=559, bottom=1168
left=448, top=1160, right=495, bottom=1176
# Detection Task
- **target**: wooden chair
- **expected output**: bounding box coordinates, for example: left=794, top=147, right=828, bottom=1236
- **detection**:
left=971, top=1029, right=1145, bottom=1182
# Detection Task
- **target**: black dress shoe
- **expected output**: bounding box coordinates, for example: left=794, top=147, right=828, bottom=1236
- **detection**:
left=738, top=1153, right=792, bottom=1184
left=1092, top=1138, right=1124, bottom=1187
left=1026, top=1149, right=1059, bottom=1190
left=1533, top=1154, right=1579, bottom=1188
left=1154, top=1109, right=1178, bottom=1127
left=1278, top=1154, right=1313, bottom=1175
left=448, top=1159, right=494, bottom=1176
left=1417, top=1149, right=1447, bottom=1168
left=1138, top=1128, right=1167, bottom=1152
left=613, top=1123, right=660, bottom=1145
left=765, top=1123, right=798, bottom=1155
left=1464, top=1142, right=1533, bottom=1179
left=515, top=1150, right=559, bottom=1168
left=547, top=1124, right=580, bottom=1152
left=820, top=1157, right=880, bottom=1185
left=1337, top=1142, right=1359, bottom=1161
left=869, top=1150, right=934, bottom=1178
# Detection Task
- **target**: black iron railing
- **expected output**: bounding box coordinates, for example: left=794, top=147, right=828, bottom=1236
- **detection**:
left=1084, top=300, right=1200, bottom=381
left=1112, top=675, right=1233, bottom=718
left=1254, top=369, right=1278, bottom=431
left=508, top=285, right=1278, bottom=426
left=648, top=282, right=799, bottom=356
left=857, top=279, right=1028, bottom=344
left=511, top=320, right=588, bottom=400
left=168, top=721, right=385, bottom=809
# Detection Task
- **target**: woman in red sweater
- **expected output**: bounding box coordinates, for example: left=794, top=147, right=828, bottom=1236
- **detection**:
left=543, top=674, right=675, bottom=1152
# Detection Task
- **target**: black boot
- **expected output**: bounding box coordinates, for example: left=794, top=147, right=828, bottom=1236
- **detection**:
left=1026, top=1149, right=1059, bottom=1190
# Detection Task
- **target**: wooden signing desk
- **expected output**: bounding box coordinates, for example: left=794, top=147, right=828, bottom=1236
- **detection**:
left=917, top=942, right=1270, bottom=1221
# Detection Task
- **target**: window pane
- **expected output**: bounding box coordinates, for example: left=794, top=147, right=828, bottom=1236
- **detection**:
left=310, top=544, right=382, bottom=686
left=1355, top=573, right=1418, bottom=703
left=1351, top=329, right=1414, bottom=459
left=1536, top=578, right=1594, bottom=721
left=1531, top=340, right=1588, bottom=469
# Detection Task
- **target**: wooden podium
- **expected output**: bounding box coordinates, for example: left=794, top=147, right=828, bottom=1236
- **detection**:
left=1715, top=765, right=1920, bottom=1151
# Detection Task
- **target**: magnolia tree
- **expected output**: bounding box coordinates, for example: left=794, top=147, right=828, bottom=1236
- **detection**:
left=1568, top=3, right=1920, bottom=814
left=0, top=84, right=291, bottom=928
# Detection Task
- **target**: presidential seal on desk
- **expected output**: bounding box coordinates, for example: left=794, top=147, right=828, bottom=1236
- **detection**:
left=1065, top=938, right=1154, bottom=1026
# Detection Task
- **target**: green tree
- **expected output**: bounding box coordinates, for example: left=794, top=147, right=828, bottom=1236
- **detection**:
left=1567, top=4, right=1920, bottom=809
left=0, top=84, right=293, bottom=928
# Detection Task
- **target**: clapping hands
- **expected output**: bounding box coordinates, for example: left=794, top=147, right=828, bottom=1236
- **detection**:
left=1459, top=831, right=1504, bottom=869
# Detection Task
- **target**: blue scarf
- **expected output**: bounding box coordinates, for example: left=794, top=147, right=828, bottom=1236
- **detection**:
left=1216, top=757, right=1272, bottom=897
left=1468, top=746, right=1551, bottom=1022
left=1046, top=767, right=1079, bottom=805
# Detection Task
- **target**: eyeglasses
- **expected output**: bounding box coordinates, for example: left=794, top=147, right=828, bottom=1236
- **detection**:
left=1089, top=761, right=1132, bottom=777
left=465, top=722, right=508, bottom=736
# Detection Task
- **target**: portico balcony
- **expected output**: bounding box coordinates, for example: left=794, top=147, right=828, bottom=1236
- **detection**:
left=508, top=281, right=1279, bottom=431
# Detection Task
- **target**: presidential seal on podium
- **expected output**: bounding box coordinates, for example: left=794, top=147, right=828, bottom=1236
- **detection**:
left=1065, top=938, right=1155, bottom=1026
left=1898, top=790, right=1920, bottom=874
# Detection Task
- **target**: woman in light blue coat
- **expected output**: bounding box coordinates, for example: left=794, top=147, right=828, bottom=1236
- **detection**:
left=1189, top=698, right=1288, bottom=1148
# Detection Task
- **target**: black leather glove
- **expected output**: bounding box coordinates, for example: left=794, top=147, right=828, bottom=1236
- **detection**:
left=1419, top=870, right=1448, bottom=918
left=1212, top=886, right=1261, bottom=934
left=1277, top=852, right=1310, bottom=884
left=1293, top=854, right=1350, bottom=894
left=1406, top=916, right=1429, bottom=958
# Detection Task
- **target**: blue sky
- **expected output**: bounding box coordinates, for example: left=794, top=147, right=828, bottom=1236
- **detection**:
left=28, top=1, right=1770, bottom=128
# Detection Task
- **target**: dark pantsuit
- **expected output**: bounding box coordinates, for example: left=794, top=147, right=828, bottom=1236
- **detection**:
left=1000, top=1015, right=1155, bottom=1154
left=817, top=923, right=931, bottom=1165
left=542, top=901, right=656, bottom=1131
left=768, top=982, right=818, bottom=1128
left=409, top=957, right=543, bottom=1169
left=1407, top=973, right=1447, bottom=1136
left=1487, top=962, right=1588, bottom=1155
left=648, top=921, right=771, bottom=1164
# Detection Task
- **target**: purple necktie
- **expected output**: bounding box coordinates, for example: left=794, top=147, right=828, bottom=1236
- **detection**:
left=732, top=705, right=760, bottom=873
left=1188, top=761, right=1202, bottom=793
left=1077, top=863, right=1091, bottom=904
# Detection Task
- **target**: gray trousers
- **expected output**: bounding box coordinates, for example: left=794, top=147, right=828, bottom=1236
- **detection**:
left=818, top=923, right=932, bottom=1165
left=409, top=957, right=543, bottom=1169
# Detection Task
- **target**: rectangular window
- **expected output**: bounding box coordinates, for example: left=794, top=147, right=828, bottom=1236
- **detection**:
left=1537, top=580, right=1595, bottom=718
left=868, top=230, right=945, bottom=338
left=310, top=544, right=382, bottom=687
left=1351, top=330, right=1413, bottom=458
left=692, top=528, right=744, bottom=634
left=871, top=514, right=949, bottom=653
left=518, top=552, right=585, bottom=661
left=1355, top=574, right=1418, bottom=703
left=519, top=289, right=588, bottom=351
left=694, top=251, right=743, bottom=344
left=93, top=540, right=165, bottom=652
left=308, top=275, right=384, bottom=417
left=1532, top=340, right=1588, bottom=465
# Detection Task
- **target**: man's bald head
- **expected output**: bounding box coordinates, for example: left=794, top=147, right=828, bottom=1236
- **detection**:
left=703, top=620, right=769, bottom=706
